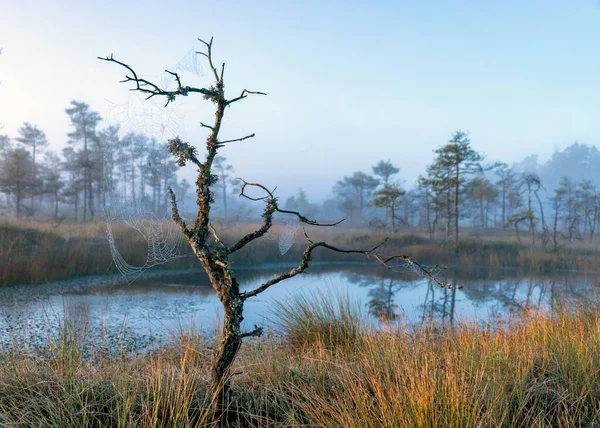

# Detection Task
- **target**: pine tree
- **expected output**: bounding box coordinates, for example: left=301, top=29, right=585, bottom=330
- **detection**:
left=431, top=131, right=483, bottom=251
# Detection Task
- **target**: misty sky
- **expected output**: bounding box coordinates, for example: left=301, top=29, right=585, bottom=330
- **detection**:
left=1, top=0, right=599, bottom=200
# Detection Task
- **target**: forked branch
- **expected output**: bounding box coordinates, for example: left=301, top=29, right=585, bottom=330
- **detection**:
left=237, top=178, right=345, bottom=225
left=228, top=179, right=346, bottom=254
left=97, top=54, right=217, bottom=106
left=241, top=232, right=455, bottom=301
left=227, top=89, right=267, bottom=105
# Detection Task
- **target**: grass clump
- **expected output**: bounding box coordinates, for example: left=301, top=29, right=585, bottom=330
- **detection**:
left=269, top=290, right=364, bottom=351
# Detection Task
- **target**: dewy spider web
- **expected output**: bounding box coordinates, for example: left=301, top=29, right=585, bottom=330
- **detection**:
left=101, top=48, right=204, bottom=283
left=105, top=200, right=189, bottom=283
left=105, top=93, right=186, bottom=142
left=101, top=132, right=193, bottom=283
left=160, top=48, right=204, bottom=89
left=272, top=213, right=303, bottom=255
left=376, top=255, right=447, bottom=279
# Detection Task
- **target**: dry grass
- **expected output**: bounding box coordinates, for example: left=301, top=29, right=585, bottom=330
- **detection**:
left=3, top=218, right=600, bottom=286
left=1, top=294, right=600, bottom=426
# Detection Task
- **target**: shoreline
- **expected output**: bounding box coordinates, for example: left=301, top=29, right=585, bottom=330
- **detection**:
left=4, top=219, right=600, bottom=286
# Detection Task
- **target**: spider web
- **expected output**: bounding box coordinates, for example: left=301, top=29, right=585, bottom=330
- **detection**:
left=103, top=47, right=202, bottom=141
left=104, top=93, right=186, bottom=142
left=101, top=47, right=204, bottom=283
left=160, top=48, right=204, bottom=90
left=101, top=135, right=192, bottom=283
left=273, top=214, right=303, bottom=255
left=377, top=256, right=447, bottom=280
left=105, top=199, right=189, bottom=283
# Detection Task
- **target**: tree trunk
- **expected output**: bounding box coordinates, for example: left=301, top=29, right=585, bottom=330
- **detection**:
left=197, top=263, right=246, bottom=426
left=83, top=133, right=88, bottom=222
left=54, top=191, right=59, bottom=219
left=31, top=144, right=36, bottom=210
left=449, top=282, right=457, bottom=327
left=131, top=145, right=136, bottom=207
left=83, top=173, right=88, bottom=222
left=553, top=207, right=559, bottom=252
left=210, top=297, right=244, bottom=426
left=479, top=194, right=484, bottom=228
left=74, top=189, right=78, bottom=222
left=15, top=180, right=21, bottom=218
left=445, top=188, right=451, bottom=239
left=501, top=187, right=506, bottom=227
left=453, top=164, right=459, bottom=253
left=527, top=188, right=535, bottom=246
left=88, top=175, right=94, bottom=220
left=590, top=204, right=598, bottom=242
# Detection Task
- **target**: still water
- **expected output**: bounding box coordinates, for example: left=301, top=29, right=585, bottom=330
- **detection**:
left=1, top=263, right=599, bottom=351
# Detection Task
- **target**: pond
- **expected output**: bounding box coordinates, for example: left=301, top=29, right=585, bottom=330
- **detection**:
left=1, top=263, right=599, bottom=352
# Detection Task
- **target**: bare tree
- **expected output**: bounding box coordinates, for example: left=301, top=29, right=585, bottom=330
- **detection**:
left=100, top=38, right=451, bottom=425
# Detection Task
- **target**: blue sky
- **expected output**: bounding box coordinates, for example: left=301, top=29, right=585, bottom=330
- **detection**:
left=1, top=0, right=599, bottom=199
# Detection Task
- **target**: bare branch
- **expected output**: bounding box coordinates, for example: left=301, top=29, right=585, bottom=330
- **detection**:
left=241, top=234, right=454, bottom=300
left=217, top=133, right=255, bottom=145
left=229, top=197, right=276, bottom=253
left=98, top=54, right=218, bottom=105
left=197, top=37, right=220, bottom=83
left=164, top=69, right=182, bottom=89
left=199, top=122, right=214, bottom=130
left=241, top=325, right=263, bottom=338
left=227, top=89, right=267, bottom=105
left=276, top=207, right=346, bottom=227
left=237, top=178, right=345, bottom=226
left=241, top=238, right=389, bottom=300
left=167, top=187, right=191, bottom=238
left=230, top=178, right=346, bottom=255
left=371, top=254, right=457, bottom=290
left=209, top=223, right=225, bottom=247
left=236, top=178, right=275, bottom=201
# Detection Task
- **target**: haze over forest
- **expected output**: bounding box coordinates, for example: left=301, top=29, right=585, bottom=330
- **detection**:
left=1, top=0, right=600, bottom=203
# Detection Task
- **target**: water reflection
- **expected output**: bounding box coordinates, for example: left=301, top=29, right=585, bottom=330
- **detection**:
left=0, top=264, right=598, bottom=352
left=344, top=267, right=600, bottom=328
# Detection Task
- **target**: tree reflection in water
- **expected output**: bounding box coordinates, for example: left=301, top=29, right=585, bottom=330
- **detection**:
left=366, top=279, right=401, bottom=322
left=343, top=265, right=600, bottom=328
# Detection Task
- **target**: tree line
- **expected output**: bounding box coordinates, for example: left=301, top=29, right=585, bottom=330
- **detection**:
left=2, top=106, right=600, bottom=254
left=285, top=131, right=600, bottom=252
left=0, top=101, right=192, bottom=220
